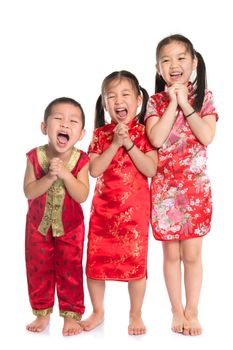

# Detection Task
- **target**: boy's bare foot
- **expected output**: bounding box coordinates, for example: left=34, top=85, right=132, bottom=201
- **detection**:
left=183, top=316, right=202, bottom=336
left=171, top=312, right=186, bottom=333
left=80, top=312, right=104, bottom=331
left=62, top=317, right=82, bottom=336
left=26, top=315, right=50, bottom=332
left=128, top=315, right=146, bottom=335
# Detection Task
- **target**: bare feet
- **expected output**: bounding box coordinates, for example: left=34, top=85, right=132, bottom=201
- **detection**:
left=171, top=312, right=186, bottom=333
left=26, top=315, right=50, bottom=332
left=183, top=315, right=202, bottom=336
left=62, top=317, right=82, bottom=336
left=128, top=314, right=146, bottom=335
left=80, top=312, right=104, bottom=331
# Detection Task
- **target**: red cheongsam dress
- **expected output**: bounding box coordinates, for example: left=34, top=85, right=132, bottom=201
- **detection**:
left=86, top=118, right=154, bottom=281
left=145, top=86, right=218, bottom=241
left=25, top=145, right=89, bottom=320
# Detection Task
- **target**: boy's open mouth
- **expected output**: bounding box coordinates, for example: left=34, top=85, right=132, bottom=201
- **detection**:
left=57, top=132, right=70, bottom=144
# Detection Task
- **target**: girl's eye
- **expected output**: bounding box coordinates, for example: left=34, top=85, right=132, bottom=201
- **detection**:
left=54, top=117, right=62, bottom=120
left=71, top=120, right=78, bottom=123
left=107, top=95, right=115, bottom=99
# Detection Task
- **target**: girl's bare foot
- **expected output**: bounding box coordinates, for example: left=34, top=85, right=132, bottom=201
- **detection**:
left=62, top=317, right=82, bottom=336
left=80, top=312, right=104, bottom=331
left=171, top=312, right=186, bottom=333
left=183, top=316, right=202, bottom=336
left=26, top=315, right=50, bottom=332
left=128, top=314, right=146, bottom=335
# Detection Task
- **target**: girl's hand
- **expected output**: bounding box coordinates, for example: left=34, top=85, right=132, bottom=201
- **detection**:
left=114, top=123, right=132, bottom=149
left=173, top=83, right=189, bottom=108
left=112, top=123, right=125, bottom=147
left=167, top=85, right=178, bottom=105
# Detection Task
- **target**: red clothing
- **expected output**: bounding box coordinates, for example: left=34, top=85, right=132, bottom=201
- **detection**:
left=25, top=146, right=89, bottom=317
left=145, top=87, right=218, bottom=241
left=86, top=118, right=154, bottom=281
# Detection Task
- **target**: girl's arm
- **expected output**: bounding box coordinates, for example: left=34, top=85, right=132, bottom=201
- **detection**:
left=183, top=112, right=216, bottom=145
left=146, top=100, right=177, bottom=148
left=116, top=123, right=157, bottom=177
left=23, top=159, right=56, bottom=199
left=146, top=87, right=178, bottom=148
left=177, top=84, right=216, bottom=145
left=125, top=146, right=157, bottom=177
left=89, top=143, right=119, bottom=178
left=89, top=128, right=124, bottom=177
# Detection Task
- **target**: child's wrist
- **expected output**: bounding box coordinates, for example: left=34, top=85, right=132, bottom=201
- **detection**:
left=125, top=142, right=134, bottom=152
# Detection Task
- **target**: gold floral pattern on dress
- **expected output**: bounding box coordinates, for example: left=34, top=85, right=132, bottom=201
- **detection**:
left=86, top=118, right=153, bottom=281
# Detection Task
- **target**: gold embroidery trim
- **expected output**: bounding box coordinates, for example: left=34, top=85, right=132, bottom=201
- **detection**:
left=32, top=307, right=53, bottom=317
left=60, top=310, right=82, bottom=321
left=37, top=146, right=81, bottom=237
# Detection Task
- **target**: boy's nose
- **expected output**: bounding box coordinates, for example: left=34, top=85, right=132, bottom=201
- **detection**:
left=60, top=120, right=69, bottom=128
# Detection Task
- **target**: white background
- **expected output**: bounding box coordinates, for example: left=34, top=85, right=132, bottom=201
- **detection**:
left=1, top=0, right=232, bottom=349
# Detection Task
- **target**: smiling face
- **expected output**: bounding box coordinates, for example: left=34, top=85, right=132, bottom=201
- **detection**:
left=41, top=103, right=85, bottom=156
left=156, top=41, right=197, bottom=86
left=103, top=78, right=142, bottom=124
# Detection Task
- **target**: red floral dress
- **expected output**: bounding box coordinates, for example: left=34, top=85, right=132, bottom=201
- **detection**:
left=145, top=87, right=218, bottom=241
left=86, top=118, right=154, bottom=281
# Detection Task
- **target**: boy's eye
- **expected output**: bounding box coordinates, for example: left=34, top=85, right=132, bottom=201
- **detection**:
left=71, top=120, right=78, bottom=123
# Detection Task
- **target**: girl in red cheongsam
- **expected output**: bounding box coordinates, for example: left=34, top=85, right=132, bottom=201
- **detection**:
left=145, top=34, right=218, bottom=336
left=24, top=97, right=89, bottom=336
left=82, top=71, right=157, bottom=335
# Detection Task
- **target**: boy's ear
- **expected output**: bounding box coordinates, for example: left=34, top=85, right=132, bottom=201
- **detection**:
left=79, top=129, right=85, bottom=141
left=41, top=122, right=47, bottom=135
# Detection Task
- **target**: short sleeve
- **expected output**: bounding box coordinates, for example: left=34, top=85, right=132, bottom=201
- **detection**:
left=143, top=135, right=156, bottom=153
left=200, top=90, right=218, bottom=120
left=88, top=129, right=102, bottom=154
left=144, top=97, right=159, bottom=123
left=144, top=93, right=168, bottom=123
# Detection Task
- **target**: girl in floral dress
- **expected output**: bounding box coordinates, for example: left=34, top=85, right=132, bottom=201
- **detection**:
left=82, top=70, right=157, bottom=335
left=145, top=34, right=218, bottom=336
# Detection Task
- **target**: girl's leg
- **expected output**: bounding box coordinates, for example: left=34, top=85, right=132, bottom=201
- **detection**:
left=81, top=278, right=105, bottom=331
left=181, top=238, right=203, bottom=336
left=162, top=241, right=186, bottom=333
left=128, top=277, right=146, bottom=335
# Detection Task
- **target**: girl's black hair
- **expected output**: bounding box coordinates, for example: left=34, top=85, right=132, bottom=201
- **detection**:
left=44, top=97, right=85, bottom=128
left=155, top=34, right=207, bottom=111
left=94, top=70, right=149, bottom=128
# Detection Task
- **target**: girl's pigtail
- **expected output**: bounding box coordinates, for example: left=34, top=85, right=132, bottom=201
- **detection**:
left=193, top=51, right=207, bottom=111
left=155, top=73, right=166, bottom=93
left=138, top=86, right=149, bottom=124
left=94, top=95, right=106, bottom=128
